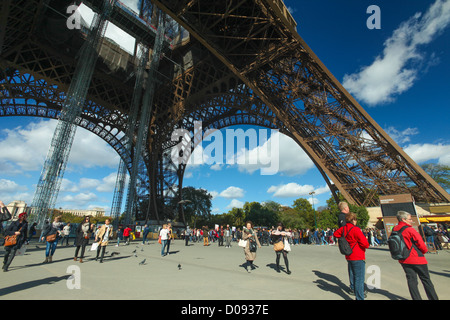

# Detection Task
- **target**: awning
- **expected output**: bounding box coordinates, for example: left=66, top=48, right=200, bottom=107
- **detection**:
left=424, top=216, right=450, bottom=223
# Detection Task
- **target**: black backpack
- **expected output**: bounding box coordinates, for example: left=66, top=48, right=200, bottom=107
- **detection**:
left=338, top=225, right=355, bottom=255
left=388, top=226, right=412, bottom=260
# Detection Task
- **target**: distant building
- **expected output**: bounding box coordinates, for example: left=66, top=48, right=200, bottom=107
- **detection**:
left=55, top=207, right=105, bottom=218
left=5, top=201, right=105, bottom=221
left=6, top=200, right=28, bottom=220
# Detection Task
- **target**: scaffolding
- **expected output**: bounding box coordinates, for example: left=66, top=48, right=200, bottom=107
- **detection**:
left=110, top=44, right=149, bottom=228
left=122, top=12, right=167, bottom=226
left=29, top=0, right=116, bottom=227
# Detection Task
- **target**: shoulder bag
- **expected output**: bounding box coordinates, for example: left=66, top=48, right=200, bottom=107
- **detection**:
left=4, top=227, right=22, bottom=247
left=273, top=240, right=284, bottom=252
left=46, top=233, right=57, bottom=242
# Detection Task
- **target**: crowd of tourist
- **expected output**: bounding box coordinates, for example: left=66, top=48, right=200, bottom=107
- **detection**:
left=1, top=199, right=448, bottom=300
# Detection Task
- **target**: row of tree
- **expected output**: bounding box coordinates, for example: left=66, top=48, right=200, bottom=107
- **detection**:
left=177, top=186, right=369, bottom=230
left=177, top=163, right=450, bottom=229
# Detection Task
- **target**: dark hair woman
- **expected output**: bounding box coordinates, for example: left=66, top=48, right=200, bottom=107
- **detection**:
left=2, top=212, right=28, bottom=272
left=242, top=221, right=261, bottom=273
left=271, top=223, right=292, bottom=274
left=74, top=216, right=94, bottom=263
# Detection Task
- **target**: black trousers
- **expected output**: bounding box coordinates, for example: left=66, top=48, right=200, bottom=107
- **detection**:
left=74, top=245, right=87, bottom=259
left=401, top=264, right=438, bottom=300
left=276, top=250, right=289, bottom=271
left=96, top=245, right=106, bottom=261
left=2, top=246, right=17, bottom=271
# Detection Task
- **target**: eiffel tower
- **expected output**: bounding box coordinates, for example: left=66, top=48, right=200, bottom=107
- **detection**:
left=1, top=0, right=449, bottom=224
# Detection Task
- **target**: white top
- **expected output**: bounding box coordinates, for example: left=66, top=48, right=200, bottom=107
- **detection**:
left=160, top=228, right=170, bottom=240
left=102, top=225, right=112, bottom=243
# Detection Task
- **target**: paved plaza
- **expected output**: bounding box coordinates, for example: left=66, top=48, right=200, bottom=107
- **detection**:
left=1, top=239, right=449, bottom=300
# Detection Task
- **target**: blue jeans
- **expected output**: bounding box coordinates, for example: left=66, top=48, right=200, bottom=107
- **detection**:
left=348, top=260, right=366, bottom=300
left=46, top=239, right=58, bottom=257
left=161, top=240, right=168, bottom=256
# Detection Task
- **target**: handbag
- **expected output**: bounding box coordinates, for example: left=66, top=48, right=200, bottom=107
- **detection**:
left=273, top=241, right=284, bottom=251
left=238, top=239, right=247, bottom=247
left=46, top=233, right=57, bottom=242
left=284, top=238, right=291, bottom=252
left=4, top=227, right=22, bottom=247
left=158, top=236, right=162, bottom=244
left=249, top=240, right=257, bottom=252
left=90, top=242, right=99, bottom=251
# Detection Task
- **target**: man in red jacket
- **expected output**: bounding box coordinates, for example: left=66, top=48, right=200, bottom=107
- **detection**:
left=393, top=211, right=438, bottom=300
left=334, top=212, right=370, bottom=300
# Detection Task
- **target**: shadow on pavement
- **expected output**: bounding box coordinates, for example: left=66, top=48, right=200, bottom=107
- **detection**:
left=0, top=275, right=68, bottom=296
left=312, top=269, right=407, bottom=300
left=312, top=270, right=353, bottom=300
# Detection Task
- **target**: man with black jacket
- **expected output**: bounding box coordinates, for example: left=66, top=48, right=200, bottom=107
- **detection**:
left=338, top=201, right=349, bottom=228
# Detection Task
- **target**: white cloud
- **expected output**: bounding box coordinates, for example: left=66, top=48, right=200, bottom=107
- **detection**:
left=96, top=172, right=119, bottom=193
left=403, top=143, right=450, bottom=165
left=267, top=183, right=314, bottom=198
left=61, top=192, right=98, bottom=205
left=210, top=163, right=223, bottom=171
left=0, top=179, right=27, bottom=194
left=209, top=191, right=219, bottom=199
left=343, top=0, right=450, bottom=105
left=60, top=178, right=79, bottom=193
left=236, top=131, right=314, bottom=176
left=219, top=186, right=245, bottom=199
left=226, top=199, right=244, bottom=209
left=385, top=127, right=419, bottom=145
left=267, top=183, right=330, bottom=198
left=0, top=119, right=120, bottom=174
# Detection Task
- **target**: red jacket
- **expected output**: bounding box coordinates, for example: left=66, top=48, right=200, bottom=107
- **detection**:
left=123, top=227, right=131, bottom=237
left=392, top=222, right=428, bottom=265
left=334, top=224, right=369, bottom=261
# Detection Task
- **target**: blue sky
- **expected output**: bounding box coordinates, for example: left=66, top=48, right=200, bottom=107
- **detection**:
left=0, top=0, right=449, bottom=216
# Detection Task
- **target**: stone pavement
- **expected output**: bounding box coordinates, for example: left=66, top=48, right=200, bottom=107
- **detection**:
left=1, top=239, right=449, bottom=300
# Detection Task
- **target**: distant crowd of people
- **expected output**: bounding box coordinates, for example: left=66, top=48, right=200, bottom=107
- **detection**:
left=1, top=199, right=446, bottom=300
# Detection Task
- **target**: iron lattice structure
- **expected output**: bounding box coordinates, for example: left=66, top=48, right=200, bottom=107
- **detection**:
left=1, top=0, right=449, bottom=223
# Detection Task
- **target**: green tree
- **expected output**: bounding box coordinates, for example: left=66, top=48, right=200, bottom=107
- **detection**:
left=243, top=201, right=279, bottom=227
left=292, top=198, right=316, bottom=229
left=421, top=163, right=450, bottom=190
left=279, top=207, right=307, bottom=229
left=326, top=194, right=369, bottom=229
left=227, top=207, right=245, bottom=227
left=178, top=186, right=213, bottom=228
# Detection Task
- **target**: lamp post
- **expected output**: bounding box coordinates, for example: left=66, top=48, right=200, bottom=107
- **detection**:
left=178, top=199, right=191, bottom=227
left=309, top=191, right=317, bottom=229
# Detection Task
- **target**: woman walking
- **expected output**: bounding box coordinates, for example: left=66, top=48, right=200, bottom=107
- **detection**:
left=74, top=216, right=94, bottom=263
left=242, top=221, right=261, bottom=273
left=271, top=223, right=292, bottom=274
left=41, top=216, right=64, bottom=263
left=2, top=212, right=28, bottom=272
left=224, top=225, right=232, bottom=248
left=95, top=219, right=113, bottom=263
